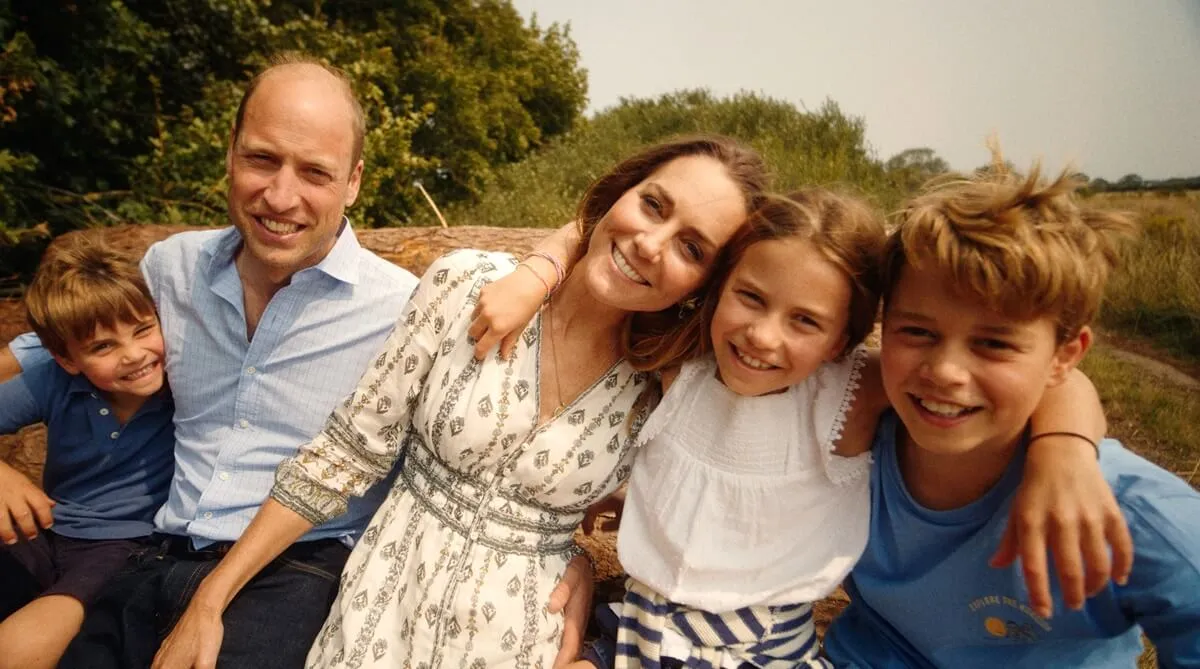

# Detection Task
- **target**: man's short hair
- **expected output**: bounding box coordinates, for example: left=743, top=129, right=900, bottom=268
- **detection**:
left=881, top=147, right=1139, bottom=342
left=25, top=237, right=157, bottom=358
left=232, top=52, right=366, bottom=170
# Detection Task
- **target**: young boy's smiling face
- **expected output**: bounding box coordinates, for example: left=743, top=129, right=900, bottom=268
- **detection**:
left=880, top=264, right=1087, bottom=457
left=54, top=314, right=166, bottom=405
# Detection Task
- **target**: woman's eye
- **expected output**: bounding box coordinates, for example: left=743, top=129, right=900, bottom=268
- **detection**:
left=641, top=195, right=663, bottom=215
left=683, top=241, right=704, bottom=262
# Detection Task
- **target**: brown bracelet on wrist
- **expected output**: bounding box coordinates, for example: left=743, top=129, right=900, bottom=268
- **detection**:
left=1027, top=431, right=1100, bottom=459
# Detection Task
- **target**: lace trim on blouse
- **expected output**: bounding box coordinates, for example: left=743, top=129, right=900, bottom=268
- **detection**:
left=820, top=345, right=872, bottom=486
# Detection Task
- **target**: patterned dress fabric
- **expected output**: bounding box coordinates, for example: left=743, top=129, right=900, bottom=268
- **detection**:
left=271, top=250, right=654, bottom=669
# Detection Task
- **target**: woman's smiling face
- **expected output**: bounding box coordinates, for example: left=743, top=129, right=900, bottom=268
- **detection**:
left=578, top=155, right=749, bottom=314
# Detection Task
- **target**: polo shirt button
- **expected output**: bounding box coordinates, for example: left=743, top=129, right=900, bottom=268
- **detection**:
left=204, top=512, right=213, bottom=520
left=109, top=431, right=119, bottom=439
left=99, top=408, right=110, bottom=416
left=239, top=419, right=249, bottom=428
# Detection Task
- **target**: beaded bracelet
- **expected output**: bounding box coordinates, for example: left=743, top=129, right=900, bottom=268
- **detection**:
left=1027, top=431, right=1100, bottom=459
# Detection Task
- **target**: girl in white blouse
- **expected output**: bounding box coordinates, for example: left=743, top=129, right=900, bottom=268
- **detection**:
left=478, top=188, right=1119, bottom=669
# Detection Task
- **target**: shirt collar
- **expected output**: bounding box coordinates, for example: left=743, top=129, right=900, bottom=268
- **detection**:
left=200, top=217, right=363, bottom=287
left=67, top=374, right=172, bottom=412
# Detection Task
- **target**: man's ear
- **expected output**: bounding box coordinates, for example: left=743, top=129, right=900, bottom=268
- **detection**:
left=345, top=159, right=364, bottom=207
left=52, top=352, right=82, bottom=377
left=1048, top=325, right=1092, bottom=387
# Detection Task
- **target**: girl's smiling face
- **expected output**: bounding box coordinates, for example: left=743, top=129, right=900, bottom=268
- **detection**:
left=710, top=237, right=851, bottom=397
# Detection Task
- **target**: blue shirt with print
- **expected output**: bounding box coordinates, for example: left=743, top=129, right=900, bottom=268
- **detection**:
left=0, top=355, right=174, bottom=539
left=824, top=411, right=1200, bottom=668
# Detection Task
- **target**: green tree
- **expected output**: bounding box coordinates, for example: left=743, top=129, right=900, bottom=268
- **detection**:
left=0, top=0, right=587, bottom=239
left=884, top=147, right=950, bottom=193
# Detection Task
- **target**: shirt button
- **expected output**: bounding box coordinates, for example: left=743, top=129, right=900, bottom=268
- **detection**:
left=99, top=408, right=110, bottom=416
left=239, top=419, right=249, bottom=428
left=219, top=472, right=230, bottom=481
left=246, top=366, right=257, bottom=375
left=90, top=392, right=98, bottom=399
left=109, top=431, right=119, bottom=439
left=204, top=512, right=213, bottom=520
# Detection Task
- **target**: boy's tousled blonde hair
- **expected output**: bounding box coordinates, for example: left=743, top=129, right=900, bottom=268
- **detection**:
left=881, top=146, right=1139, bottom=342
left=25, top=236, right=157, bottom=358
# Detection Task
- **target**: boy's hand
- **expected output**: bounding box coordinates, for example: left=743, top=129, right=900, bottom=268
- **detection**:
left=582, top=490, right=626, bottom=535
left=468, top=265, right=550, bottom=361
left=0, top=461, right=55, bottom=544
left=548, top=553, right=594, bottom=668
left=992, top=437, right=1133, bottom=619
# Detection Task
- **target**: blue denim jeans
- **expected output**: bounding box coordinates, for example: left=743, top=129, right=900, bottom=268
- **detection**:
left=59, top=535, right=349, bottom=669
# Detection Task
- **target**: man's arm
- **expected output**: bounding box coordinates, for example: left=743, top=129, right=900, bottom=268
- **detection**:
left=0, top=345, right=21, bottom=385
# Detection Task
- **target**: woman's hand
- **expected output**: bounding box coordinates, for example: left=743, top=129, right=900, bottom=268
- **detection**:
left=0, top=461, right=54, bottom=544
left=992, top=436, right=1133, bottom=619
left=152, top=595, right=225, bottom=669
left=469, top=265, right=549, bottom=361
left=549, top=554, right=595, bottom=668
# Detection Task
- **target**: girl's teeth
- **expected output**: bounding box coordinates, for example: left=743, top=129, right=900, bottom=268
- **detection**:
left=735, top=347, right=773, bottom=370
left=918, top=397, right=971, bottom=417
left=262, top=218, right=301, bottom=235
left=612, top=248, right=648, bottom=284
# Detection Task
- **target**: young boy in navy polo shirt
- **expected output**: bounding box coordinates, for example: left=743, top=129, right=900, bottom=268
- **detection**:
left=0, top=238, right=175, bottom=669
left=823, top=156, right=1200, bottom=667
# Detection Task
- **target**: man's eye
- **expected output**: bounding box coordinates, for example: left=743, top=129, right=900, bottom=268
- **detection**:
left=898, top=326, right=934, bottom=338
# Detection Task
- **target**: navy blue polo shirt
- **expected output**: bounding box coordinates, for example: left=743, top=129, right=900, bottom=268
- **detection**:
left=0, top=355, right=175, bottom=539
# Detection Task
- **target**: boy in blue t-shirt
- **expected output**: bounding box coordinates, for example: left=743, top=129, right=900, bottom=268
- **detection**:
left=823, top=156, right=1200, bottom=667
left=0, top=238, right=175, bottom=669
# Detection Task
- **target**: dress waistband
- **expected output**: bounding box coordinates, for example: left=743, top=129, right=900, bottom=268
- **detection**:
left=401, top=440, right=582, bottom=557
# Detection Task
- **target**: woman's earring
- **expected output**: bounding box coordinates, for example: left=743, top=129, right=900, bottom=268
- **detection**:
left=678, top=297, right=699, bottom=319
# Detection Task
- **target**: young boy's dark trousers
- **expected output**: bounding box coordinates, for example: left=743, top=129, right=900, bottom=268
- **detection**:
left=0, top=530, right=142, bottom=618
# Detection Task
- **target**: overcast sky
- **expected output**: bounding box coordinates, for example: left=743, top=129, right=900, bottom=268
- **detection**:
left=511, top=0, right=1200, bottom=180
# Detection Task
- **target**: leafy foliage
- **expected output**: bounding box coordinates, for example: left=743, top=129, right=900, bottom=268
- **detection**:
left=415, top=90, right=909, bottom=229
left=0, top=0, right=587, bottom=239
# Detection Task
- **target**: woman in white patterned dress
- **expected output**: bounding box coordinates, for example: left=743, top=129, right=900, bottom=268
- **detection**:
left=153, top=136, right=770, bottom=669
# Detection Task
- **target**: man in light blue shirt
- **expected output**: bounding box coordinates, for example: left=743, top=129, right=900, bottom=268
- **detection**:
left=10, top=55, right=417, bottom=669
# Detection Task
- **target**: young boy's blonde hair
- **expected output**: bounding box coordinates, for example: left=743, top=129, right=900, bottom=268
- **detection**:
left=881, top=148, right=1139, bottom=342
left=25, top=236, right=157, bottom=358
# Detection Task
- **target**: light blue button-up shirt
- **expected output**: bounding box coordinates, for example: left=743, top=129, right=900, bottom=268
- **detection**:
left=13, top=224, right=418, bottom=546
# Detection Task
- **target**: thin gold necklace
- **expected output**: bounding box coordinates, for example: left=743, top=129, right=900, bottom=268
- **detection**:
left=544, top=299, right=568, bottom=418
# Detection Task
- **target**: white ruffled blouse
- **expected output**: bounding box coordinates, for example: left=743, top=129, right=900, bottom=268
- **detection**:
left=617, top=348, right=873, bottom=612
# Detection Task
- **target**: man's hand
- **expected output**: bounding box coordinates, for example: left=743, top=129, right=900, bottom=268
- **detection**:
left=992, top=437, right=1133, bottom=619
left=0, top=461, right=54, bottom=544
left=151, top=599, right=225, bottom=669
left=549, top=554, right=594, bottom=668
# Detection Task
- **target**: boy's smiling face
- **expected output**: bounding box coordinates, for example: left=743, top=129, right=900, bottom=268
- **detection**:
left=54, top=314, right=166, bottom=404
left=880, top=264, right=1088, bottom=457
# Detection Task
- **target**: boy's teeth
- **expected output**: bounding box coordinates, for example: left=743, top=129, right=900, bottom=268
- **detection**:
left=611, top=248, right=648, bottom=284
left=123, top=362, right=156, bottom=381
left=735, top=347, right=774, bottom=370
left=261, top=218, right=301, bottom=235
left=918, top=397, right=972, bottom=417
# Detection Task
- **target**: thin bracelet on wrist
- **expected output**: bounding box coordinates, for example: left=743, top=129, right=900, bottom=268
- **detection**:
left=515, top=262, right=552, bottom=302
left=1027, top=431, right=1100, bottom=459
left=524, top=251, right=565, bottom=293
